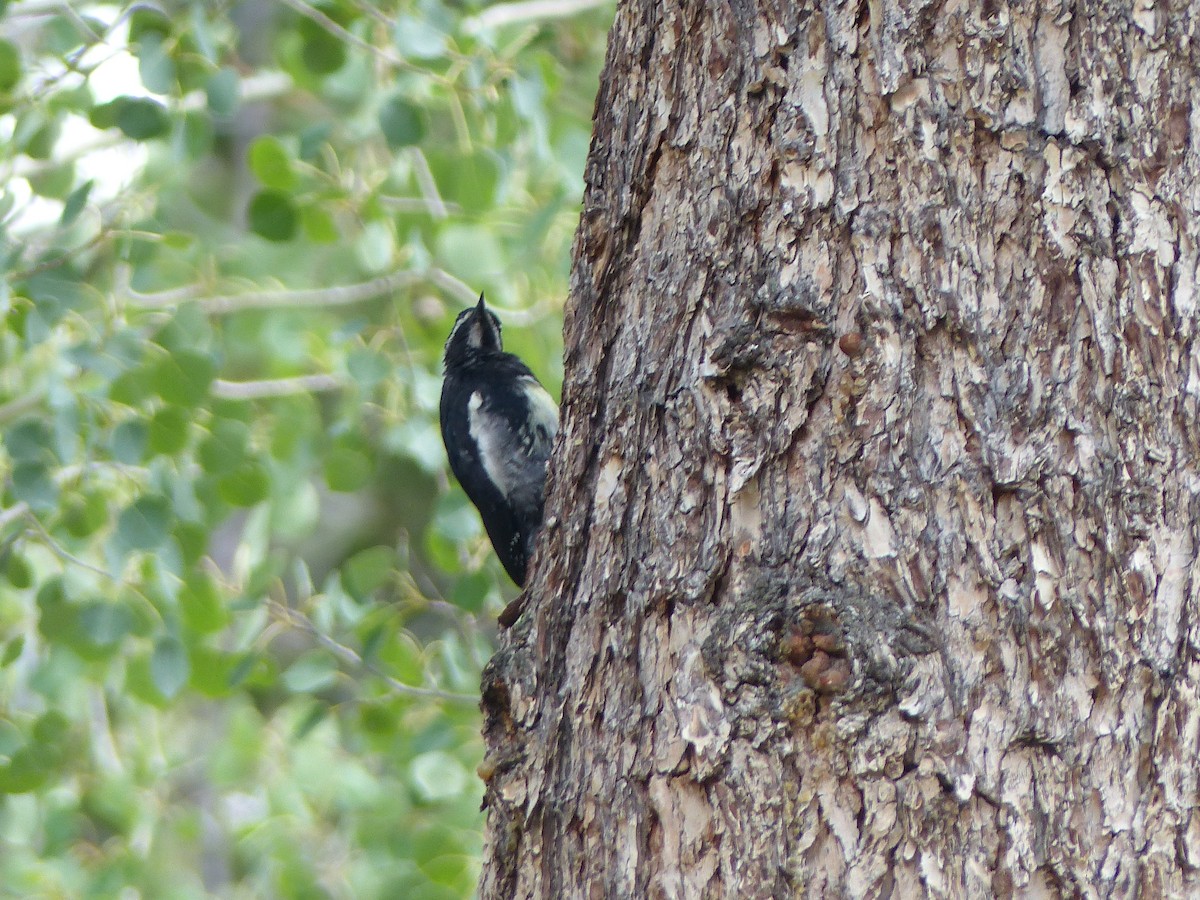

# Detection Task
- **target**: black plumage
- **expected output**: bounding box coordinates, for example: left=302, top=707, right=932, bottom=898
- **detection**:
left=439, top=294, right=558, bottom=586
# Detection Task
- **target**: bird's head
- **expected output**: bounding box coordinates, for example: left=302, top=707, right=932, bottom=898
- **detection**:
left=444, top=293, right=503, bottom=368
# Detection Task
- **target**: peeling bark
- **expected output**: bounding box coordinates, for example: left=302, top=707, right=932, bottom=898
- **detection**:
left=480, top=1, right=1200, bottom=896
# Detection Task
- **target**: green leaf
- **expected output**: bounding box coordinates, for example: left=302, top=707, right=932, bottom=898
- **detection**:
left=347, top=348, right=389, bottom=388
left=35, top=578, right=73, bottom=642
left=432, top=493, right=480, bottom=543
left=18, top=117, right=59, bottom=160
left=22, top=269, right=83, bottom=311
left=409, top=751, right=468, bottom=802
left=182, top=110, right=214, bottom=159
left=377, top=630, right=425, bottom=686
left=429, top=150, right=500, bottom=215
left=27, top=162, right=75, bottom=199
left=152, top=302, right=210, bottom=354
left=248, top=136, right=297, bottom=191
left=226, top=653, right=260, bottom=688
left=1, top=636, right=24, bottom=667
left=150, top=637, right=189, bottom=699
left=436, top=223, right=503, bottom=282
left=198, top=419, right=249, bottom=473
left=60, top=179, right=92, bottom=225
left=300, top=205, right=338, bottom=243
left=298, top=122, right=331, bottom=160
left=0, top=40, right=21, bottom=92
left=206, top=67, right=240, bottom=117
left=109, top=368, right=154, bottom=406
left=128, top=7, right=171, bottom=43
left=4, top=419, right=53, bottom=462
left=343, top=546, right=394, bottom=600
left=148, top=406, right=190, bottom=455
left=299, top=18, right=347, bottom=74
left=421, top=853, right=473, bottom=891
left=62, top=490, right=107, bottom=539
left=162, top=231, right=195, bottom=250
left=115, top=97, right=169, bottom=140
left=78, top=601, right=133, bottom=649
left=379, top=96, right=426, bottom=148
left=189, top=645, right=236, bottom=697
left=87, top=99, right=121, bottom=130
left=11, top=461, right=57, bottom=511
left=324, top=440, right=372, bottom=492
left=247, top=190, right=298, bottom=242
left=0, top=748, right=49, bottom=794
left=269, top=479, right=319, bottom=540
left=5, top=553, right=32, bottom=589
left=137, top=34, right=174, bottom=94
left=451, top=571, right=491, bottom=614
left=292, top=701, right=328, bottom=739
left=218, top=462, right=270, bottom=507
left=388, top=419, right=444, bottom=474
left=282, top=652, right=337, bottom=693
left=180, top=571, right=227, bottom=633
left=116, top=495, right=172, bottom=551
left=110, top=419, right=148, bottom=464
left=355, top=220, right=393, bottom=272
left=173, top=520, right=209, bottom=568
left=151, top=349, right=215, bottom=407
left=393, top=17, right=446, bottom=60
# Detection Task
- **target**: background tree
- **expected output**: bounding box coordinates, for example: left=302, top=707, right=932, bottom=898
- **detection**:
left=481, top=0, right=1200, bottom=896
left=0, top=1, right=611, bottom=896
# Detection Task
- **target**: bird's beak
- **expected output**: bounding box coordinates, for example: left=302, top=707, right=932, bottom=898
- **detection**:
left=476, top=293, right=487, bottom=315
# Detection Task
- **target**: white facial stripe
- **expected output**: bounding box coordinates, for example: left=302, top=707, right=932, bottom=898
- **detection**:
left=446, top=312, right=472, bottom=345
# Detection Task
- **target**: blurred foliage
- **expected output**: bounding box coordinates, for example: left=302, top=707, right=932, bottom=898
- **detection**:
left=0, top=0, right=610, bottom=896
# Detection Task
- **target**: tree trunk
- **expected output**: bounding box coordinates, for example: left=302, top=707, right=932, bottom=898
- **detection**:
left=479, top=1, right=1200, bottom=896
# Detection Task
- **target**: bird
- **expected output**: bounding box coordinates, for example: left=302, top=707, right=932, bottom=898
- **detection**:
left=439, top=293, right=558, bottom=588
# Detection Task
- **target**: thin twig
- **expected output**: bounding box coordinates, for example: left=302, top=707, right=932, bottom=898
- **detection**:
left=465, top=0, right=612, bottom=31
left=273, top=0, right=408, bottom=69
left=409, top=149, right=448, bottom=219
left=2, top=0, right=66, bottom=18
left=377, top=195, right=462, bottom=214
left=0, top=391, right=45, bottom=425
left=24, top=509, right=118, bottom=582
left=345, top=0, right=393, bottom=27
left=212, top=374, right=345, bottom=399
left=9, top=71, right=293, bottom=180
left=428, top=268, right=480, bottom=304
left=268, top=600, right=477, bottom=704
left=127, top=268, right=432, bottom=313
left=0, top=503, right=30, bottom=532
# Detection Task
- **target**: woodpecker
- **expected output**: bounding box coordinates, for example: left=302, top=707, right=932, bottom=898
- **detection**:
left=439, top=294, right=558, bottom=587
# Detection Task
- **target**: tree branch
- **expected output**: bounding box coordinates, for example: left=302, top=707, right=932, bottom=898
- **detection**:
left=0, top=502, right=30, bottom=533
left=212, top=374, right=346, bottom=399
left=465, top=0, right=612, bottom=32
left=0, top=391, right=45, bottom=425
left=126, top=268, right=435, bottom=313
left=267, top=600, right=477, bottom=704
left=410, top=149, right=449, bottom=219
left=10, top=72, right=293, bottom=180
left=272, top=0, right=408, bottom=69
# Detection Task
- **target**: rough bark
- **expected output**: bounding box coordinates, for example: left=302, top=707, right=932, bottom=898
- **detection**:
left=480, top=1, right=1200, bottom=897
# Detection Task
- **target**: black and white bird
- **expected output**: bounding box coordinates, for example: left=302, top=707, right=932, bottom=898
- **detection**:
left=439, top=294, right=558, bottom=587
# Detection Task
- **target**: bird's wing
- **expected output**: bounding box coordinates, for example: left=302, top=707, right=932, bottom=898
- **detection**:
left=467, top=376, right=557, bottom=515
left=515, top=375, right=558, bottom=463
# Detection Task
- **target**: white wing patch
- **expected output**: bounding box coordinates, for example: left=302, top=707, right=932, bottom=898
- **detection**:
left=519, top=377, right=559, bottom=453
left=468, top=391, right=521, bottom=501
left=467, top=384, right=558, bottom=510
